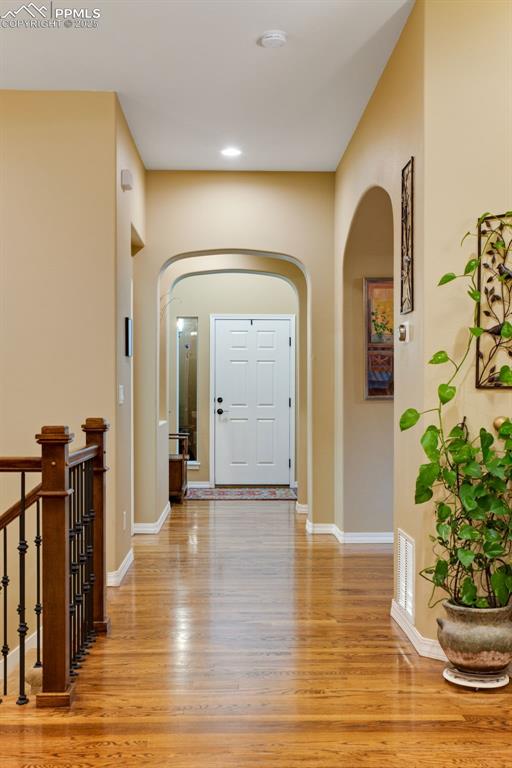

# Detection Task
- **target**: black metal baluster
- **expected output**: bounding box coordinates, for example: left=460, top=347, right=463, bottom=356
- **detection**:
left=69, top=467, right=79, bottom=675
left=76, top=463, right=85, bottom=658
left=82, top=462, right=90, bottom=648
left=34, top=499, right=42, bottom=669
left=1, top=528, right=9, bottom=697
left=86, top=460, right=95, bottom=645
left=16, top=472, right=28, bottom=705
left=82, top=462, right=92, bottom=649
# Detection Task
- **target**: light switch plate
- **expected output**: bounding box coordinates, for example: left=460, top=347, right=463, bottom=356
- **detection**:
left=398, top=322, right=411, bottom=343
left=118, top=384, right=125, bottom=405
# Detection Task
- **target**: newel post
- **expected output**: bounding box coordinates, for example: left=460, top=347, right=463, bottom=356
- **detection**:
left=82, top=418, right=111, bottom=634
left=36, top=425, right=74, bottom=708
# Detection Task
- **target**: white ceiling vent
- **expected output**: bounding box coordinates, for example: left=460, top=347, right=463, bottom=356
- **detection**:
left=397, top=529, right=414, bottom=619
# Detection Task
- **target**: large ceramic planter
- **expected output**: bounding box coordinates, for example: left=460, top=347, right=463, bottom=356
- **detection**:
left=437, top=600, right=512, bottom=675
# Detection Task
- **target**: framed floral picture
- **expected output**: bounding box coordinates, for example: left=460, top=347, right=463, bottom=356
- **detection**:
left=364, top=278, right=394, bottom=400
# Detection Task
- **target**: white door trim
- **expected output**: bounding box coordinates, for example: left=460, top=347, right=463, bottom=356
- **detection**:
left=209, top=314, right=296, bottom=487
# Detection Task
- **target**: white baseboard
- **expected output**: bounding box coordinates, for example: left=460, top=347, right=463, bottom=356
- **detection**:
left=306, top=519, right=340, bottom=538
left=133, top=501, right=171, bottom=534
left=0, top=629, right=39, bottom=684
left=343, top=531, right=394, bottom=544
left=188, top=481, right=214, bottom=489
left=295, top=502, right=308, bottom=514
left=107, top=548, right=134, bottom=587
left=391, top=599, right=447, bottom=662
left=305, top=520, right=393, bottom=544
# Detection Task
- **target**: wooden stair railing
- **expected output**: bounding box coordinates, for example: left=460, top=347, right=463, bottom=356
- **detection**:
left=0, top=417, right=110, bottom=708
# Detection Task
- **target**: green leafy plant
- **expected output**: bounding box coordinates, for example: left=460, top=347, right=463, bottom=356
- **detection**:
left=400, top=212, right=512, bottom=608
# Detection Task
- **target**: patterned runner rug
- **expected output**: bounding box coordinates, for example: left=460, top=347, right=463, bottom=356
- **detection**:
left=186, top=486, right=297, bottom=501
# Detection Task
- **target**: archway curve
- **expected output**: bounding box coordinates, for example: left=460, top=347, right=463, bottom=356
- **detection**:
left=159, top=247, right=311, bottom=285
left=162, top=264, right=306, bottom=496
left=170, top=267, right=299, bottom=295
left=339, top=185, right=395, bottom=538
left=133, top=249, right=312, bottom=532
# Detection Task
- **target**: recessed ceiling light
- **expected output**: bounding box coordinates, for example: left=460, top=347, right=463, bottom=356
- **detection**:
left=257, top=30, right=287, bottom=48
left=221, top=146, right=242, bottom=158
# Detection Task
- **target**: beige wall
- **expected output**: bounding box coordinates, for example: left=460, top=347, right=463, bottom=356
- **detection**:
left=0, top=90, right=116, bottom=457
left=135, top=172, right=333, bottom=526
left=0, top=92, right=144, bottom=591
left=335, top=0, right=512, bottom=641
left=334, top=0, right=426, bottom=623
left=0, top=91, right=118, bottom=652
left=115, top=100, right=146, bottom=564
left=0, top=91, right=118, bottom=559
left=167, top=272, right=298, bottom=484
left=416, top=0, right=512, bottom=636
left=343, top=187, right=394, bottom=533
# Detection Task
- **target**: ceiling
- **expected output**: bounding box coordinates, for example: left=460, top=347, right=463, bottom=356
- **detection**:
left=0, top=0, right=413, bottom=171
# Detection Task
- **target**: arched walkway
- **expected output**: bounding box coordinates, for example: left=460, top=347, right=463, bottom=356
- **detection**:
left=341, top=186, right=394, bottom=538
left=134, top=249, right=316, bottom=533
left=160, top=256, right=308, bottom=505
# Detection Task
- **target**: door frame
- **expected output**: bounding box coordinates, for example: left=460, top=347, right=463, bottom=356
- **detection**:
left=209, top=314, right=296, bottom=488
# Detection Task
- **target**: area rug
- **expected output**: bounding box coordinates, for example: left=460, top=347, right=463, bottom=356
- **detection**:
left=186, top=486, right=297, bottom=501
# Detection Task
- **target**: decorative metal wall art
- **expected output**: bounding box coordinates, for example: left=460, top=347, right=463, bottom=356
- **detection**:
left=400, top=157, right=414, bottom=314
left=476, top=213, right=512, bottom=388
left=364, top=278, right=394, bottom=400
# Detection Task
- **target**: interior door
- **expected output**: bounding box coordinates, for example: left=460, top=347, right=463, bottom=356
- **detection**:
left=214, top=317, right=292, bottom=485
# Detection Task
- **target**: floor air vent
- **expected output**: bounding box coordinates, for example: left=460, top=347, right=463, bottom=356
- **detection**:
left=397, top=528, right=414, bottom=618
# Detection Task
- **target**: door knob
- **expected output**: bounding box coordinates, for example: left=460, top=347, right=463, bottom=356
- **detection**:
left=217, top=408, right=224, bottom=415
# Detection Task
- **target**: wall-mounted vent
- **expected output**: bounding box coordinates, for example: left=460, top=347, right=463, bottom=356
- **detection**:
left=397, top=528, right=414, bottom=618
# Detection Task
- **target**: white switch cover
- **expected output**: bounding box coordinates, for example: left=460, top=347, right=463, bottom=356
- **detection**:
left=118, top=384, right=125, bottom=405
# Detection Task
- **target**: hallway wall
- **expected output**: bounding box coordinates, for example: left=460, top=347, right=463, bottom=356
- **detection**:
left=335, top=0, right=512, bottom=642
left=334, top=0, right=425, bottom=623
left=115, top=100, right=146, bottom=565
left=134, top=172, right=334, bottom=527
left=167, top=272, right=298, bottom=485
left=0, top=91, right=145, bottom=577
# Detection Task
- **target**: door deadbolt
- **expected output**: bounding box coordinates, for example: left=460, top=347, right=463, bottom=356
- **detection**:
left=217, top=397, right=223, bottom=403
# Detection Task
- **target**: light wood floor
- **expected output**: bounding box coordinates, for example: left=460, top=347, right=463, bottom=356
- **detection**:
left=1, top=501, right=511, bottom=767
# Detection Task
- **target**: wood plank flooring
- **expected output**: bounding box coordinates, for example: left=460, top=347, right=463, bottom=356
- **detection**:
left=1, top=500, right=512, bottom=767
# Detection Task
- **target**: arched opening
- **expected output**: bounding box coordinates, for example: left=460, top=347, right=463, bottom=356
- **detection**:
left=342, top=187, right=394, bottom=537
left=133, top=249, right=311, bottom=533
left=164, top=270, right=299, bottom=490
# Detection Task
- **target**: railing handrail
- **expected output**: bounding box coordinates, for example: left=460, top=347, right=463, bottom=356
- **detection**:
left=0, top=482, right=42, bottom=532
left=0, top=417, right=110, bottom=709
left=68, top=444, right=98, bottom=468
left=0, top=457, right=42, bottom=473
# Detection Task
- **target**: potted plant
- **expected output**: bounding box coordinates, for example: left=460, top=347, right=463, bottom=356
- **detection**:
left=400, top=211, right=512, bottom=681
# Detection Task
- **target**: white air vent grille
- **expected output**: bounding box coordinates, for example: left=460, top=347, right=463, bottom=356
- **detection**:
left=397, top=528, right=414, bottom=618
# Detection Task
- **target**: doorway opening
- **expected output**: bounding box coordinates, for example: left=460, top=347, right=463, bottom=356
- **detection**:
left=166, top=271, right=299, bottom=492
left=342, top=186, right=394, bottom=538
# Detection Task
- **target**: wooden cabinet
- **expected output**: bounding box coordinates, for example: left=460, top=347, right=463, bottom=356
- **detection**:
left=169, top=433, right=189, bottom=503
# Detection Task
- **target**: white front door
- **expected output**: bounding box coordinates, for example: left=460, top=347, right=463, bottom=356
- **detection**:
left=213, top=316, right=293, bottom=485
